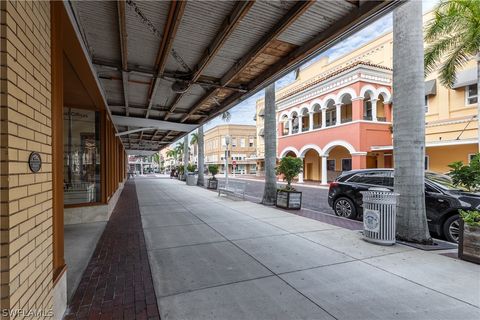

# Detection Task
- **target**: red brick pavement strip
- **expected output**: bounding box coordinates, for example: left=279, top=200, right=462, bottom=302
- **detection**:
left=64, top=181, right=161, bottom=320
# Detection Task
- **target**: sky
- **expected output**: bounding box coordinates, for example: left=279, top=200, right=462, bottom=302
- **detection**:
left=175, top=0, right=439, bottom=147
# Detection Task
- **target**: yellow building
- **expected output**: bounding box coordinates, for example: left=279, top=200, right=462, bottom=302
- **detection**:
left=256, top=12, right=478, bottom=178
left=204, top=124, right=257, bottom=175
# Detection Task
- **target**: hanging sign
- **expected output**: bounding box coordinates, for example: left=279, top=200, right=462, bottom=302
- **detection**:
left=28, top=152, right=42, bottom=173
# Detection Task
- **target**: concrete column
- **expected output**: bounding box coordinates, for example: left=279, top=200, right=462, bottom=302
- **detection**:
left=298, top=115, right=303, bottom=132
left=335, top=103, right=342, bottom=125
left=352, top=153, right=367, bottom=169
left=309, top=111, right=314, bottom=130
left=298, top=157, right=304, bottom=183
left=370, top=98, right=378, bottom=121
left=140, top=161, right=144, bottom=175
left=351, top=97, right=364, bottom=121
left=321, top=155, right=328, bottom=185
left=321, top=108, right=327, bottom=127
left=288, top=118, right=293, bottom=135
left=384, top=103, right=392, bottom=122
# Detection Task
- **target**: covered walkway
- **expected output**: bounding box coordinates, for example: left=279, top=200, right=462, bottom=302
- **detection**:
left=69, top=177, right=479, bottom=319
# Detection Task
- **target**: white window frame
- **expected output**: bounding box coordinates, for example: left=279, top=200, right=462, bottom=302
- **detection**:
left=468, top=153, right=476, bottom=163
left=341, top=158, right=352, bottom=171
left=465, top=84, right=478, bottom=105
left=326, top=159, right=336, bottom=171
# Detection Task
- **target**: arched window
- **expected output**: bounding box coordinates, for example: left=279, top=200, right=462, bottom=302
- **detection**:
left=325, top=100, right=336, bottom=127
left=312, top=103, right=322, bottom=129
left=300, top=108, right=309, bottom=131
left=363, top=92, right=373, bottom=120
left=291, top=112, right=299, bottom=134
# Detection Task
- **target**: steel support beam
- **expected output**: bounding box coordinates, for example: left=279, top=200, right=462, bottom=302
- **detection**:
left=181, top=0, right=313, bottom=122
left=145, top=0, right=186, bottom=119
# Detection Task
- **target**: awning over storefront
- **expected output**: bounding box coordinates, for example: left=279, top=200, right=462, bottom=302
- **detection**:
left=425, top=79, right=436, bottom=96
left=259, top=128, right=265, bottom=137
left=452, top=67, right=477, bottom=89
left=66, top=1, right=400, bottom=152
left=258, top=108, right=265, bottom=117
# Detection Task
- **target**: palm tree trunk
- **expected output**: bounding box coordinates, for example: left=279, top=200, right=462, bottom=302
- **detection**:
left=197, top=126, right=205, bottom=186
left=262, top=83, right=277, bottom=205
left=183, top=136, right=188, bottom=179
left=393, top=1, right=432, bottom=244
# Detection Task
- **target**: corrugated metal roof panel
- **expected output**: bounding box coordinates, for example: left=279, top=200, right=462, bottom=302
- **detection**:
left=165, top=1, right=236, bottom=73
left=125, top=0, right=169, bottom=69
left=100, top=78, right=123, bottom=105
left=277, top=1, right=354, bottom=46
left=73, top=1, right=120, bottom=64
left=202, top=1, right=294, bottom=79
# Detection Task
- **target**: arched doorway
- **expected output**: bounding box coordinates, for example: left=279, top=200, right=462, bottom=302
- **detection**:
left=325, top=145, right=353, bottom=180
left=303, top=149, right=322, bottom=181
left=280, top=114, right=289, bottom=136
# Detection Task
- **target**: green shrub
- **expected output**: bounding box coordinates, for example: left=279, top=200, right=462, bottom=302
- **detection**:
left=177, top=165, right=184, bottom=175
left=459, top=209, right=480, bottom=227
left=276, top=156, right=303, bottom=191
left=187, top=163, right=196, bottom=173
left=447, top=153, right=480, bottom=191
left=208, top=164, right=219, bottom=179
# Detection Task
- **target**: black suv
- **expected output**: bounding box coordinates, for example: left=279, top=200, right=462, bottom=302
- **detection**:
left=328, top=169, right=480, bottom=243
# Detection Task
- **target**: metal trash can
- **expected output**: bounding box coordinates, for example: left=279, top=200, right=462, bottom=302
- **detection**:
left=360, top=188, right=398, bottom=245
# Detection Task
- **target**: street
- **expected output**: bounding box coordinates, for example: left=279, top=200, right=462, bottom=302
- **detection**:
left=216, top=176, right=335, bottom=215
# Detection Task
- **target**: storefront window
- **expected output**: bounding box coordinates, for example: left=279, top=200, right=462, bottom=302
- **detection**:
left=63, top=108, right=101, bottom=205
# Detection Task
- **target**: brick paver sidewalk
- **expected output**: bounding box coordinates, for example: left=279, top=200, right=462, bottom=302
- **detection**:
left=64, top=181, right=160, bottom=320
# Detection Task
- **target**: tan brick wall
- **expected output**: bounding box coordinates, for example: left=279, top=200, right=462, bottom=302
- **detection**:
left=1, top=1, right=53, bottom=319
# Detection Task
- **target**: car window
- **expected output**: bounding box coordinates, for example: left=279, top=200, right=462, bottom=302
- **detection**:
left=348, top=171, right=388, bottom=186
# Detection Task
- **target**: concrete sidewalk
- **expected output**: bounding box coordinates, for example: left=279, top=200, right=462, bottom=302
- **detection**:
left=136, top=177, right=479, bottom=320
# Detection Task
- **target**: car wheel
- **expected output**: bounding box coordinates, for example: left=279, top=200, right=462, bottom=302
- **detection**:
left=443, top=214, right=460, bottom=243
left=334, top=197, right=357, bottom=219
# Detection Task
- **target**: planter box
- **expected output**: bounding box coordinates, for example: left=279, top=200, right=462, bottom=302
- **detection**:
left=276, top=189, right=302, bottom=210
left=186, top=173, right=196, bottom=186
left=207, top=178, right=218, bottom=190
left=459, top=220, right=480, bottom=264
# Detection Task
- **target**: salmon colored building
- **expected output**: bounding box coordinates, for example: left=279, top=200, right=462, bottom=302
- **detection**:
left=259, top=12, right=478, bottom=184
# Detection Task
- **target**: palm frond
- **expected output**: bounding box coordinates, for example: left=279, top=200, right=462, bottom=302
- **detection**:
left=424, top=35, right=460, bottom=76
left=439, top=41, right=471, bottom=87
left=221, top=111, right=231, bottom=122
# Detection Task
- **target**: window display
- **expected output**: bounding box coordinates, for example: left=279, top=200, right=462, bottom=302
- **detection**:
left=63, top=108, right=101, bottom=205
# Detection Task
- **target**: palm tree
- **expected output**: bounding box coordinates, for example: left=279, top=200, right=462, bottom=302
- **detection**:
left=262, top=83, right=277, bottom=205
left=393, top=1, right=432, bottom=244
left=222, top=111, right=231, bottom=122
left=424, top=0, right=480, bottom=151
left=197, top=126, right=205, bottom=186
left=190, top=132, right=198, bottom=163
left=183, top=135, right=189, bottom=176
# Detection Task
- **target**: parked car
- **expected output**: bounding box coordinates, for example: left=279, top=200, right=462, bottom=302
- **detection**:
left=328, top=169, right=480, bottom=243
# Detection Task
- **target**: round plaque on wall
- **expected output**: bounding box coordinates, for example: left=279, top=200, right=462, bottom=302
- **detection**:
left=28, top=152, right=42, bottom=173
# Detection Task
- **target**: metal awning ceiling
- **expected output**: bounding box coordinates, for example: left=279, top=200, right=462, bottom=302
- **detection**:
left=67, top=0, right=400, bottom=151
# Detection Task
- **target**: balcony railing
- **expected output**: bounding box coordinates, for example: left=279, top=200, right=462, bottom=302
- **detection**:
left=341, top=117, right=352, bottom=124
left=364, top=115, right=372, bottom=121
left=302, top=126, right=309, bottom=132
left=313, top=123, right=322, bottom=129
left=377, top=117, right=387, bottom=122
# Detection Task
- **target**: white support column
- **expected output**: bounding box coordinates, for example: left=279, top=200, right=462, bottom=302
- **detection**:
left=288, top=118, right=293, bottom=135
left=370, top=98, right=378, bottom=122
left=321, top=108, right=327, bottom=127
left=298, top=156, right=304, bottom=183
left=309, top=111, right=314, bottom=131
left=335, top=103, right=342, bottom=125
left=321, top=155, right=328, bottom=185
left=298, top=115, right=303, bottom=133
